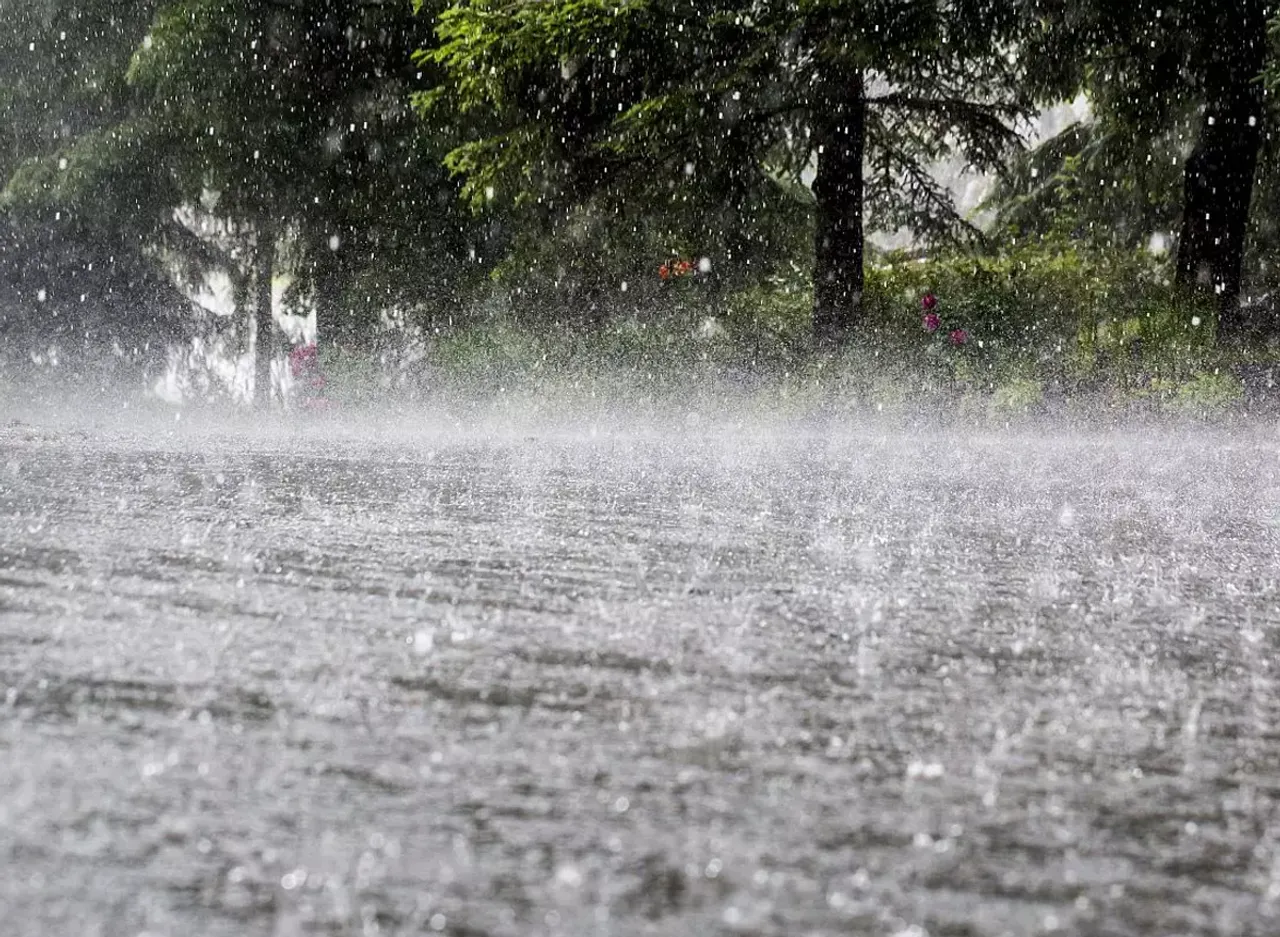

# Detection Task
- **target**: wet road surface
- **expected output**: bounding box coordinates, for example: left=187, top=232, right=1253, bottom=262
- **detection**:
left=3, top=418, right=1280, bottom=936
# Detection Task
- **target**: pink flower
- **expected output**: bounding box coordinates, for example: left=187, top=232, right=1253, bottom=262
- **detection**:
left=921, top=293, right=938, bottom=311
left=288, top=343, right=319, bottom=378
left=949, top=328, right=968, bottom=346
left=923, top=312, right=941, bottom=332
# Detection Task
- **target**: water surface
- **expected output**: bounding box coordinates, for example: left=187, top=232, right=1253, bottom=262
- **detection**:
left=3, top=418, right=1280, bottom=936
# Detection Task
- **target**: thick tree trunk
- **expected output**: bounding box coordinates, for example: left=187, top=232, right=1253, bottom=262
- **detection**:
left=812, top=67, right=866, bottom=348
left=252, top=218, right=276, bottom=408
left=1175, top=1, right=1267, bottom=341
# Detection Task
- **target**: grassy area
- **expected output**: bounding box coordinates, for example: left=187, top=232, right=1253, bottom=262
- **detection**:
left=311, top=246, right=1280, bottom=423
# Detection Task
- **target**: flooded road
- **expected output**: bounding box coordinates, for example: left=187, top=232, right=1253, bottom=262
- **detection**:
left=3, top=417, right=1280, bottom=936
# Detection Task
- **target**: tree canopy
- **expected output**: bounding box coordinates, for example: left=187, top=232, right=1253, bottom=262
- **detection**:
left=420, top=0, right=1031, bottom=342
left=3, top=0, right=490, bottom=402
left=3, top=0, right=1280, bottom=401
left=993, top=0, right=1274, bottom=338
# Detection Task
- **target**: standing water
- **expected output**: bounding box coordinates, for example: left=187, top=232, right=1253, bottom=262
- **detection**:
left=3, top=414, right=1280, bottom=936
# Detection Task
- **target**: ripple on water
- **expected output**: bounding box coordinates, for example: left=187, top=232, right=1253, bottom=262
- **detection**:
left=2, top=426, right=1280, bottom=935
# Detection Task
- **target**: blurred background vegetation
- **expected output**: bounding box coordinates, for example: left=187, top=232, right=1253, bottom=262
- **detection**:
left=3, top=0, right=1280, bottom=416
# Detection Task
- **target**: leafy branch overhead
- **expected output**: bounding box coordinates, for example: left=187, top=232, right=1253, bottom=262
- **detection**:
left=3, top=0, right=1280, bottom=373
left=420, top=0, right=1032, bottom=342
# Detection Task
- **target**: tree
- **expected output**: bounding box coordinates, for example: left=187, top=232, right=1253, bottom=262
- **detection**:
left=420, top=0, right=1030, bottom=346
left=1174, top=3, right=1268, bottom=336
left=1007, top=0, right=1273, bottom=340
left=4, top=0, right=489, bottom=405
left=986, top=118, right=1187, bottom=252
left=0, top=0, right=200, bottom=381
left=127, top=0, right=352, bottom=404
left=127, top=0, right=494, bottom=402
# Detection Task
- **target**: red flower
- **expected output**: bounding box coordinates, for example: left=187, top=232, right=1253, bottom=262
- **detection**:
left=949, top=328, right=968, bottom=346
left=922, top=293, right=938, bottom=311
left=661, top=258, right=697, bottom=280
left=923, top=312, right=941, bottom=332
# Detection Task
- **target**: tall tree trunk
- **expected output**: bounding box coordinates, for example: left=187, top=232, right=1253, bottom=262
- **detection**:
left=253, top=217, right=276, bottom=408
left=1175, top=1, right=1267, bottom=341
left=812, top=67, right=866, bottom=348
left=312, top=241, right=347, bottom=348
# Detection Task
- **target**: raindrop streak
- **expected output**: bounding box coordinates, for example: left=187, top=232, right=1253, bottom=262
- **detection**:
left=1, top=422, right=1277, bottom=935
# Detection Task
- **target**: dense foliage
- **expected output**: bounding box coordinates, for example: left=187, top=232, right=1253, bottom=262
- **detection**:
left=419, top=0, right=1028, bottom=345
left=2, top=0, right=1279, bottom=404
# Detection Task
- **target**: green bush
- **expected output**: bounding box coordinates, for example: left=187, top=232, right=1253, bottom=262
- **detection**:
left=863, top=244, right=1216, bottom=371
left=1171, top=370, right=1244, bottom=415
left=358, top=241, right=1279, bottom=419
left=990, top=377, right=1046, bottom=416
left=716, top=269, right=812, bottom=371
left=714, top=243, right=1229, bottom=392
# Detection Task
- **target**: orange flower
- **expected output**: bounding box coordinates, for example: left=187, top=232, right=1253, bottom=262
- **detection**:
left=658, top=263, right=670, bottom=280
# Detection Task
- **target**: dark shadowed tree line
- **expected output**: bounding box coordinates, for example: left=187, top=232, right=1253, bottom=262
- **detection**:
left=2, top=0, right=1280, bottom=402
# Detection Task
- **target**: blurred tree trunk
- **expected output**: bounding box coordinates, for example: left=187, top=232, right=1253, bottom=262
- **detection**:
left=1175, top=1, right=1267, bottom=340
left=311, top=242, right=352, bottom=349
left=253, top=217, right=277, bottom=408
left=812, top=67, right=866, bottom=348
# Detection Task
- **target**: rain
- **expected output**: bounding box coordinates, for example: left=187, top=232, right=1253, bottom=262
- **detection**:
left=4, top=2, right=1280, bottom=936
